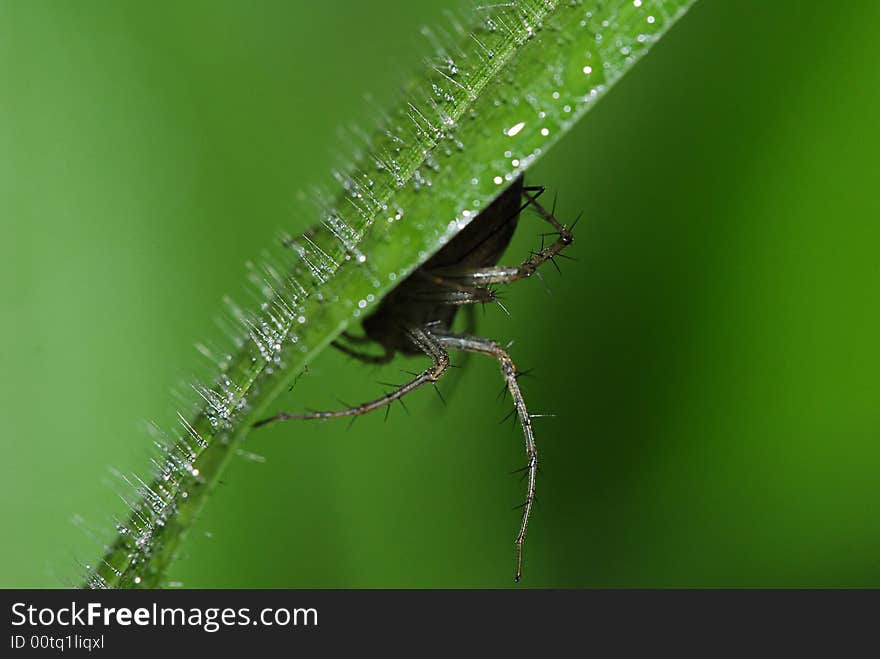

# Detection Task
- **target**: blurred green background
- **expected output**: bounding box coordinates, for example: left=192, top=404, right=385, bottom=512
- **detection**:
left=2, top=0, right=879, bottom=587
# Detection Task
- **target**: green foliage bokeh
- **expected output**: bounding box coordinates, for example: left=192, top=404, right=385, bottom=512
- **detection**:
left=2, top=0, right=879, bottom=587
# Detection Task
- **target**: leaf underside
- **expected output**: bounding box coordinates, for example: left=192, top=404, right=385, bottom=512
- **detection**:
left=87, top=0, right=696, bottom=589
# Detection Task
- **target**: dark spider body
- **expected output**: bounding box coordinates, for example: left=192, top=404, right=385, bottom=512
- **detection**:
left=362, top=176, right=524, bottom=355
left=257, top=175, right=575, bottom=581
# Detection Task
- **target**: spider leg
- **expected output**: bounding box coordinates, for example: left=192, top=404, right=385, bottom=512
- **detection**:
left=407, top=270, right=498, bottom=306
left=330, top=339, right=394, bottom=365
left=423, top=304, right=478, bottom=411
left=411, top=270, right=515, bottom=318
left=432, top=330, right=537, bottom=583
left=254, top=327, right=449, bottom=427
left=430, top=189, right=574, bottom=287
left=338, top=330, right=375, bottom=345
left=403, top=287, right=496, bottom=306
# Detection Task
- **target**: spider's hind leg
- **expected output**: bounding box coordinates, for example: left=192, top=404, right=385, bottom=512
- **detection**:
left=254, top=327, right=449, bottom=427
left=432, top=330, right=538, bottom=583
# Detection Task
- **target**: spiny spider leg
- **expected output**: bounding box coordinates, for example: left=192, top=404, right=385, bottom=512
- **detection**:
left=432, top=330, right=537, bottom=583
left=408, top=271, right=510, bottom=316
left=430, top=189, right=574, bottom=287
left=404, top=285, right=496, bottom=306
left=428, top=305, right=478, bottom=410
left=254, top=327, right=449, bottom=427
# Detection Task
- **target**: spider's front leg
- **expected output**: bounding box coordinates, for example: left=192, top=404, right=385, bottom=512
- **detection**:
left=430, top=189, right=575, bottom=287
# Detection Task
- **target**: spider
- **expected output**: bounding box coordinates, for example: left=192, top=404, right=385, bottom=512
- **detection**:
left=255, top=176, right=575, bottom=581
